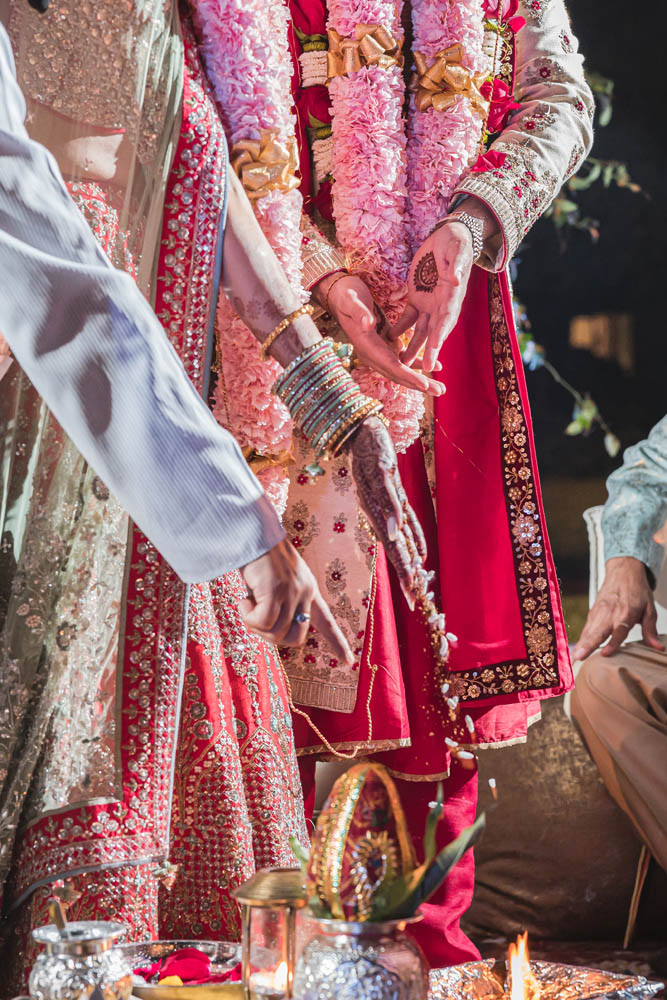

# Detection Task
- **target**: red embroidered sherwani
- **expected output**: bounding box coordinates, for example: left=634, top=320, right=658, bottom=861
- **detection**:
left=284, top=0, right=593, bottom=966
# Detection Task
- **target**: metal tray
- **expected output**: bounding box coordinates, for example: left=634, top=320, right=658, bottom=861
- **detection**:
left=120, top=939, right=242, bottom=1000
left=429, top=959, right=664, bottom=1000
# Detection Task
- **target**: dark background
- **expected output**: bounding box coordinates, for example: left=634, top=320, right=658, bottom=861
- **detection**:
left=514, top=0, right=666, bottom=597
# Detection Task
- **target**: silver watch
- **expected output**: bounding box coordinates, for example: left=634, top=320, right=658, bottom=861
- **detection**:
left=434, top=212, right=484, bottom=262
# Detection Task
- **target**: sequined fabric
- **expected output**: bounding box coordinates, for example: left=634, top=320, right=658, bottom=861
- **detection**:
left=7, top=0, right=176, bottom=165
left=1, top=14, right=307, bottom=994
left=0, top=187, right=131, bottom=910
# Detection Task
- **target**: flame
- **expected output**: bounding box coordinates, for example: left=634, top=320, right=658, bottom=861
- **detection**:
left=508, top=933, right=540, bottom=1000
left=273, top=962, right=288, bottom=991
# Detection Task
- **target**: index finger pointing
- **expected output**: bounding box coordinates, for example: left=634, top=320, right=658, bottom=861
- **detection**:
left=310, top=591, right=354, bottom=666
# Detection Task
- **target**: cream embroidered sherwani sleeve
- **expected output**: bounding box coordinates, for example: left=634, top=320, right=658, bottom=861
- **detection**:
left=453, top=0, right=594, bottom=271
left=0, top=23, right=284, bottom=584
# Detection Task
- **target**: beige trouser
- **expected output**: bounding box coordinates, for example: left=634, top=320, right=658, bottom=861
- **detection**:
left=571, top=638, right=667, bottom=872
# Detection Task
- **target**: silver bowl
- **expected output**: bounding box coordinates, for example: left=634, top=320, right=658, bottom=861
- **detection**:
left=119, top=940, right=241, bottom=1000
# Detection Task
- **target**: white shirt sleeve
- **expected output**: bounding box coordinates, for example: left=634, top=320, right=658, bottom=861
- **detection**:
left=0, top=24, right=284, bottom=583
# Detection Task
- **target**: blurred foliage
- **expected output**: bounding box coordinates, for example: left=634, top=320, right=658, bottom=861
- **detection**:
left=516, top=71, right=645, bottom=458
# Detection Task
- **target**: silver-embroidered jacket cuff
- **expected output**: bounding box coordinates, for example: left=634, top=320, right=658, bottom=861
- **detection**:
left=300, top=213, right=347, bottom=289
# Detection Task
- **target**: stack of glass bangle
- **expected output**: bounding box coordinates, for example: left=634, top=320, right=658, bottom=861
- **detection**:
left=273, top=339, right=383, bottom=458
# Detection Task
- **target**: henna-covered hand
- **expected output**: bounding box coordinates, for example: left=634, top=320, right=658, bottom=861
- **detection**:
left=389, top=201, right=496, bottom=374
left=389, top=223, right=474, bottom=375
left=313, top=272, right=445, bottom=395
left=344, top=415, right=427, bottom=608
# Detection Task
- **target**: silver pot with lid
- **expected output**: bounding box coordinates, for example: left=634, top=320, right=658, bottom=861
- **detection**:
left=27, top=920, right=133, bottom=1000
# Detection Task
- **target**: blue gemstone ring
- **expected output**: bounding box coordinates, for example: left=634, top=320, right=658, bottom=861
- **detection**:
left=293, top=611, right=311, bottom=624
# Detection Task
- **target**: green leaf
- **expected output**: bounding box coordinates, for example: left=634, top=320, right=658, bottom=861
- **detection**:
left=569, top=161, right=602, bottom=190
left=585, top=71, right=614, bottom=98
left=555, top=198, right=579, bottom=214
left=308, top=112, right=330, bottom=130
left=579, top=397, right=599, bottom=423
left=568, top=174, right=593, bottom=191
left=604, top=432, right=621, bottom=457
left=598, top=95, right=613, bottom=127
left=565, top=419, right=584, bottom=437
left=290, top=835, right=311, bottom=875
left=400, top=813, right=487, bottom=915
left=423, top=783, right=444, bottom=865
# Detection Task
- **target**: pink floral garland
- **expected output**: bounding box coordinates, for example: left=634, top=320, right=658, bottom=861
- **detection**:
left=327, top=0, right=425, bottom=453
left=192, top=0, right=306, bottom=514
left=406, top=0, right=489, bottom=250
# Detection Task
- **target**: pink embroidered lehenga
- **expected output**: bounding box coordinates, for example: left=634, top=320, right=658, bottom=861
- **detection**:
left=0, top=2, right=307, bottom=990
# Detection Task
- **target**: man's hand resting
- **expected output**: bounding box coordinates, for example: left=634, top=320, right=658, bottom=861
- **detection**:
left=572, top=556, right=665, bottom=661
left=240, top=537, right=353, bottom=663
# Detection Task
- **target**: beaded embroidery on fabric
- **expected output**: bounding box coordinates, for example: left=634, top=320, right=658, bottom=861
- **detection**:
left=7, top=0, right=174, bottom=166
left=1, top=7, right=308, bottom=986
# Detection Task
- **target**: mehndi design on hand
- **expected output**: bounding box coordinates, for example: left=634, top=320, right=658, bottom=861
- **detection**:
left=413, top=251, right=439, bottom=293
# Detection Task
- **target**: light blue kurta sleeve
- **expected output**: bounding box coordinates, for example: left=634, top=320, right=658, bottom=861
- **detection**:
left=602, top=414, right=667, bottom=580
left=0, top=24, right=284, bottom=584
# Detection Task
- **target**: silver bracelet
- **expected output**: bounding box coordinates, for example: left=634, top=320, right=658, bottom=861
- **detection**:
left=433, top=212, right=484, bottom=262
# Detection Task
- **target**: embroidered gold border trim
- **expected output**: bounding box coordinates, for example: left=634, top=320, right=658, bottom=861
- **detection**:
left=296, top=737, right=411, bottom=757
left=453, top=276, right=561, bottom=702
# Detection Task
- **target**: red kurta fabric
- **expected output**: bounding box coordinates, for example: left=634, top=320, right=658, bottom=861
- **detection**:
left=293, top=266, right=571, bottom=775
left=288, top=0, right=571, bottom=776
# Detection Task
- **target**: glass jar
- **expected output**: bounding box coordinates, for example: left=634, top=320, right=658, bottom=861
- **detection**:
left=28, top=920, right=133, bottom=1000
left=293, top=912, right=428, bottom=1000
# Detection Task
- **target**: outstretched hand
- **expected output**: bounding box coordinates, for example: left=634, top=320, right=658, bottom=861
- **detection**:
left=240, top=537, right=353, bottom=663
left=315, top=272, right=444, bottom=396
left=345, top=415, right=427, bottom=608
left=572, top=556, right=665, bottom=661
left=389, top=221, right=475, bottom=375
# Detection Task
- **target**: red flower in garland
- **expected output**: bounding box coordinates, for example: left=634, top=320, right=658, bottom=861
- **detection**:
left=480, top=78, right=521, bottom=133
left=482, top=0, right=526, bottom=32
left=471, top=149, right=508, bottom=173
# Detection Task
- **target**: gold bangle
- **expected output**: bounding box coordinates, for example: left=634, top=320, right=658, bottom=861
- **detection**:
left=328, top=399, right=383, bottom=456
left=260, top=302, right=315, bottom=360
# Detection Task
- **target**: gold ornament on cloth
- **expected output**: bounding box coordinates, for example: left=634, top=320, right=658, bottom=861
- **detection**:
left=230, top=130, right=300, bottom=200
left=298, top=761, right=488, bottom=923
left=327, top=24, right=403, bottom=80
left=243, top=446, right=293, bottom=475
left=306, top=762, right=415, bottom=921
left=411, top=43, right=489, bottom=115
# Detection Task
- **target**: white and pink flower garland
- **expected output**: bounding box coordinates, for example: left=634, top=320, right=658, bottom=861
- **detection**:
left=327, top=0, right=425, bottom=453
left=406, top=0, right=489, bottom=250
left=193, top=0, right=305, bottom=513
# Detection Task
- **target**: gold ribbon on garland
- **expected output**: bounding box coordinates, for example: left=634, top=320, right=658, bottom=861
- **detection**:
left=230, top=130, right=300, bottom=200
left=326, top=23, right=403, bottom=80
left=411, top=43, right=489, bottom=115
left=242, top=446, right=293, bottom=474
